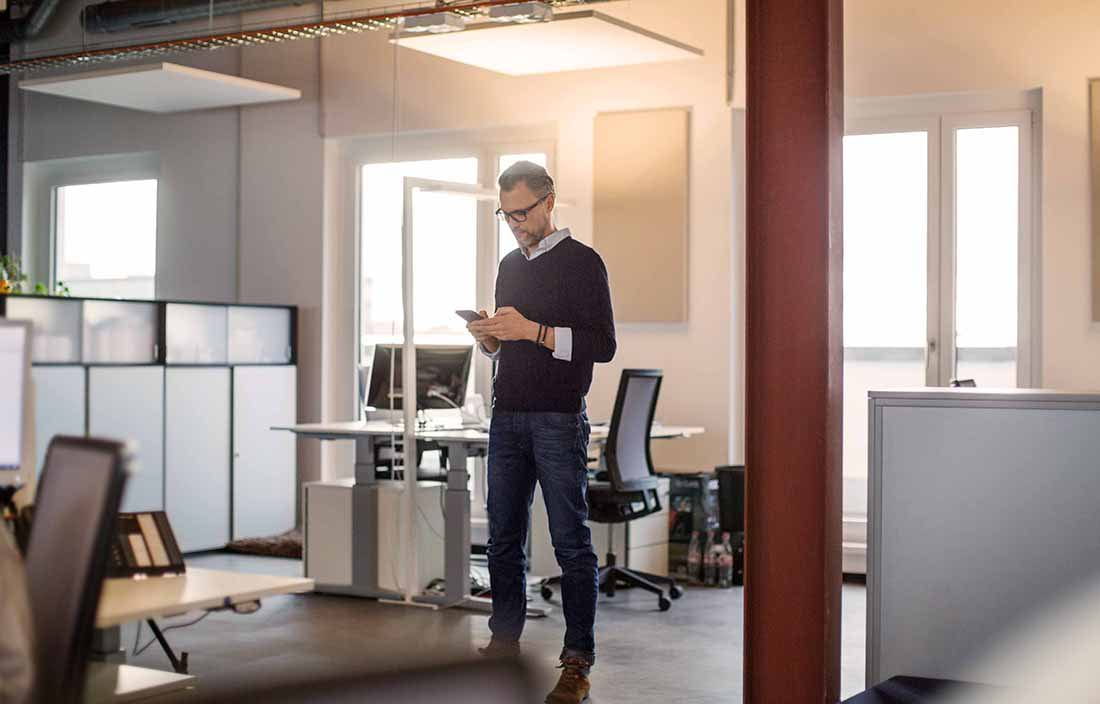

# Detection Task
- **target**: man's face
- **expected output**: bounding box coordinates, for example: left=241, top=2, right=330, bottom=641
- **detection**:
left=499, top=182, right=553, bottom=250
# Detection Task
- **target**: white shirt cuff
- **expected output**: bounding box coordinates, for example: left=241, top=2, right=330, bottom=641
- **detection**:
left=479, top=342, right=500, bottom=359
left=552, top=327, right=572, bottom=362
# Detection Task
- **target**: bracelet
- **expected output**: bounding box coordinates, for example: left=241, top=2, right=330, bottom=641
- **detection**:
left=536, top=324, right=545, bottom=347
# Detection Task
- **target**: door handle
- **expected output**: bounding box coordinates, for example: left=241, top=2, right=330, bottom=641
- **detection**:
left=926, top=339, right=937, bottom=379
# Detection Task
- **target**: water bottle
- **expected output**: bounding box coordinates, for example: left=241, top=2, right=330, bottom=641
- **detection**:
left=704, top=531, right=717, bottom=586
left=719, top=531, right=734, bottom=588
left=686, top=530, right=702, bottom=583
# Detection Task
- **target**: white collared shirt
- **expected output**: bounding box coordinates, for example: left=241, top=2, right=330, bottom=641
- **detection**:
left=482, top=228, right=574, bottom=362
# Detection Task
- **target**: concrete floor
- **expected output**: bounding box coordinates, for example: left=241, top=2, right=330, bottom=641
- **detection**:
left=124, top=553, right=866, bottom=703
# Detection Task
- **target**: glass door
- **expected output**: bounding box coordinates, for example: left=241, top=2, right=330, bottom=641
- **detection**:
left=842, top=120, right=937, bottom=522
left=944, top=114, right=1034, bottom=388
left=842, top=107, right=1036, bottom=565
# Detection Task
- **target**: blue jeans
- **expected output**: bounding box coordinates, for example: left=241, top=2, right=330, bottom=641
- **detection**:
left=486, top=409, right=598, bottom=662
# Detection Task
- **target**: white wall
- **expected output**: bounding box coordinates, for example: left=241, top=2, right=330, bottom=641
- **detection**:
left=238, top=33, right=326, bottom=487
left=845, top=0, right=1100, bottom=391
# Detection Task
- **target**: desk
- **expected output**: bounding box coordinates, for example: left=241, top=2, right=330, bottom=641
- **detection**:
left=277, top=420, right=703, bottom=613
left=87, top=568, right=314, bottom=702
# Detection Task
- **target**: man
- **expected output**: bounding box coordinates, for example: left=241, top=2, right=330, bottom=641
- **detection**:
left=467, top=161, right=615, bottom=704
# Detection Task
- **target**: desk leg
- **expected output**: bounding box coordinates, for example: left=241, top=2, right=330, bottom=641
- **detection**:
left=145, top=620, right=188, bottom=674
left=443, top=442, right=472, bottom=608
left=422, top=442, right=548, bottom=617
left=91, top=627, right=125, bottom=663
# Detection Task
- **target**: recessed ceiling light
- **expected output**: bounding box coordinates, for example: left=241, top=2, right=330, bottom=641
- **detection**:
left=402, top=11, right=467, bottom=34
left=488, top=2, right=553, bottom=24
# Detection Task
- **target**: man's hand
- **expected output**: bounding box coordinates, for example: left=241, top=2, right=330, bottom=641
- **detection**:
left=470, top=306, right=539, bottom=343
left=466, top=310, right=501, bottom=353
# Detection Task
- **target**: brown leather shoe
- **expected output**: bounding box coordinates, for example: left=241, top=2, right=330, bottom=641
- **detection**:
left=477, top=638, right=521, bottom=658
left=545, top=657, right=591, bottom=703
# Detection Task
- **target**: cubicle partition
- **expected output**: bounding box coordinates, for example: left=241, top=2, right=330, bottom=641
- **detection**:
left=867, top=388, right=1100, bottom=687
left=0, top=294, right=297, bottom=552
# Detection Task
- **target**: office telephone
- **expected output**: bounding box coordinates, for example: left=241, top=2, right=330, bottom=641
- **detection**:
left=109, top=511, right=186, bottom=578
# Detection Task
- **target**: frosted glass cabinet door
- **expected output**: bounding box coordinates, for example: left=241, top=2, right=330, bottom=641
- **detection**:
left=228, top=306, right=292, bottom=364
left=165, top=368, right=230, bottom=552
left=31, top=366, right=86, bottom=477
left=233, top=366, right=296, bottom=539
left=165, top=304, right=228, bottom=364
left=83, top=301, right=159, bottom=364
left=88, top=366, right=165, bottom=512
left=5, top=297, right=83, bottom=363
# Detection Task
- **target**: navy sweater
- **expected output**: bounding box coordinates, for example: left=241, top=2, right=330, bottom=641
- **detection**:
left=493, top=237, right=616, bottom=413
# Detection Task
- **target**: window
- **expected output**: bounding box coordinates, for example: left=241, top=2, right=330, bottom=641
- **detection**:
left=54, top=179, right=158, bottom=299
left=497, top=152, right=549, bottom=261
left=360, top=157, right=479, bottom=352
left=841, top=104, right=1037, bottom=570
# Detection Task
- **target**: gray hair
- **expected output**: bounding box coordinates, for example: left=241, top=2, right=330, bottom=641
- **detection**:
left=498, top=160, right=555, bottom=198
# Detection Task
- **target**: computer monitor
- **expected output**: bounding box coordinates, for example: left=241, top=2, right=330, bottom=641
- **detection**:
left=365, top=344, right=473, bottom=412
left=0, top=319, right=31, bottom=474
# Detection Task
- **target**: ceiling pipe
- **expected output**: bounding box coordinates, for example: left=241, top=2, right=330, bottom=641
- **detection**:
left=82, top=0, right=309, bottom=34
left=0, top=0, right=64, bottom=41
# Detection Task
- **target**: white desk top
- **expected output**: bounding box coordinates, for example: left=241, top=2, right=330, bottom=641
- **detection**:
left=96, top=567, right=313, bottom=628
left=274, top=420, right=705, bottom=444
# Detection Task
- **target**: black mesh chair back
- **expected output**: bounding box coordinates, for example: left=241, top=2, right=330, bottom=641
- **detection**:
left=24, top=436, right=127, bottom=704
left=604, top=369, right=662, bottom=493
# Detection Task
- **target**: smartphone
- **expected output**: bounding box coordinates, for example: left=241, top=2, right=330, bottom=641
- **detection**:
left=456, top=309, right=484, bottom=323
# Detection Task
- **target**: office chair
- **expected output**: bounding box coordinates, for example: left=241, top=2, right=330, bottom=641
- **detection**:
left=541, top=369, right=683, bottom=611
left=24, top=436, right=127, bottom=704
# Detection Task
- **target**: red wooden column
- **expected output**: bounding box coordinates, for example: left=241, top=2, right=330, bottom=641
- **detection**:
left=744, top=0, right=844, bottom=702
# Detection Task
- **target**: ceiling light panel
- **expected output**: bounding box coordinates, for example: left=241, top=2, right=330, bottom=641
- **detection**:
left=402, top=11, right=467, bottom=34
left=19, top=62, right=301, bottom=113
left=395, top=11, right=703, bottom=76
left=488, top=2, right=553, bottom=23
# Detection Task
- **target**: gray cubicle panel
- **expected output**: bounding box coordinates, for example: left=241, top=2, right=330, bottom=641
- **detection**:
left=88, top=366, right=165, bottom=512
left=867, top=389, right=1100, bottom=687
left=232, top=365, right=296, bottom=539
left=165, top=367, right=231, bottom=552
left=30, top=366, right=85, bottom=477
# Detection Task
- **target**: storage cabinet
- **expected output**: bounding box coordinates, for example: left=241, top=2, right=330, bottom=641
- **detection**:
left=3, top=296, right=82, bottom=363
left=83, top=300, right=159, bottom=364
left=165, top=368, right=231, bottom=552
left=88, top=366, right=165, bottom=513
left=233, top=365, right=296, bottom=539
left=30, top=366, right=85, bottom=477
left=228, top=306, right=293, bottom=364
left=165, top=304, right=227, bottom=365
left=3, top=294, right=297, bottom=549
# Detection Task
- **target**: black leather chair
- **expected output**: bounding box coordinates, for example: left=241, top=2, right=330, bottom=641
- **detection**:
left=540, top=369, right=683, bottom=611
left=24, top=436, right=127, bottom=704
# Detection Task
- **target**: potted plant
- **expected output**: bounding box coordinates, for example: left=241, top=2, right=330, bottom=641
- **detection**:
left=0, top=254, right=28, bottom=294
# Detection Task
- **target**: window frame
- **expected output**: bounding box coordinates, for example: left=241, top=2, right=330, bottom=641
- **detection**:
left=23, top=152, right=160, bottom=298
left=348, top=135, right=557, bottom=413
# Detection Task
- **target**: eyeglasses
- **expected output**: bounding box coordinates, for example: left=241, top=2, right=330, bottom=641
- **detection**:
left=495, top=193, right=550, bottom=223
